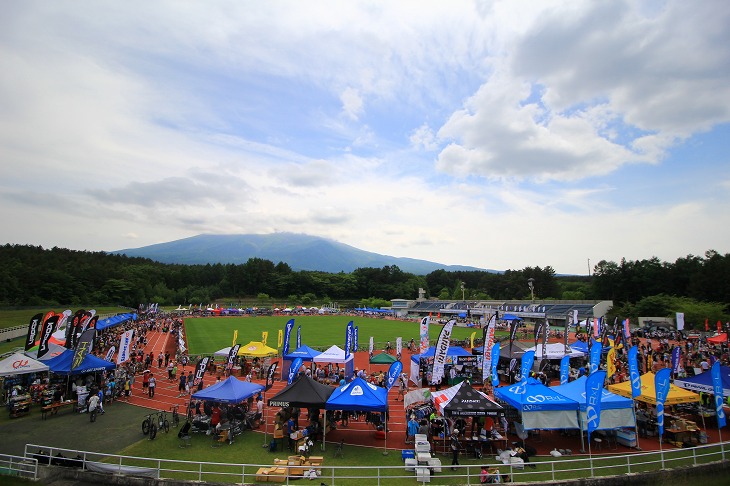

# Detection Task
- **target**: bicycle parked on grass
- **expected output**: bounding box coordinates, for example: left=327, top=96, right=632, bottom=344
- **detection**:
left=142, top=412, right=158, bottom=440
left=170, top=405, right=181, bottom=428
left=156, top=410, right=170, bottom=434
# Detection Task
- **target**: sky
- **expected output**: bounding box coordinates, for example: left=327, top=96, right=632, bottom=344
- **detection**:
left=1, top=1, right=729, bottom=275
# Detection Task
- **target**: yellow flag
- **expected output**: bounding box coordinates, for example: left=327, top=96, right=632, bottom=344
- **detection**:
left=262, top=331, right=268, bottom=345
left=232, top=329, right=238, bottom=346
left=278, top=329, right=283, bottom=348
left=470, top=331, right=476, bottom=348
left=606, top=347, right=616, bottom=379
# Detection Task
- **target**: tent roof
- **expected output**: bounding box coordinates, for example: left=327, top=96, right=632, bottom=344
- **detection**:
left=26, top=342, right=66, bottom=361
left=569, top=340, right=611, bottom=354
left=325, top=376, right=388, bottom=412
left=45, top=349, right=115, bottom=376
left=370, top=352, right=398, bottom=364
left=238, top=341, right=278, bottom=357
left=411, top=346, right=471, bottom=363
left=500, top=314, right=523, bottom=321
left=494, top=378, right=579, bottom=412
left=707, top=333, right=727, bottom=344
left=0, top=352, right=49, bottom=376
left=284, top=345, right=322, bottom=361
left=473, top=341, right=528, bottom=359
left=673, top=366, right=730, bottom=398
left=551, top=375, right=633, bottom=411
left=96, top=312, right=137, bottom=331
left=191, top=376, right=263, bottom=404
left=267, top=375, right=334, bottom=408
left=441, top=381, right=504, bottom=417
left=524, top=343, right=585, bottom=359
left=607, top=371, right=700, bottom=405
left=313, top=345, right=354, bottom=363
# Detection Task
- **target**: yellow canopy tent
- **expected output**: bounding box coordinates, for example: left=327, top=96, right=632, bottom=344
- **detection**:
left=237, top=341, right=278, bottom=357
left=608, top=371, right=700, bottom=405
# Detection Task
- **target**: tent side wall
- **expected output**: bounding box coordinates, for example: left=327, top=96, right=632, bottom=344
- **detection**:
left=523, top=410, right=579, bottom=430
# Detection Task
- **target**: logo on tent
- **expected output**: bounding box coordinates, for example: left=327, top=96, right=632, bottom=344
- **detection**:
left=12, top=359, right=30, bottom=369
left=350, top=385, right=364, bottom=396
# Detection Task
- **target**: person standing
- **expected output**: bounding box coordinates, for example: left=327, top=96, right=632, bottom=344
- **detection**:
left=148, top=374, right=156, bottom=398
left=450, top=428, right=462, bottom=470
left=157, top=352, right=163, bottom=368
left=178, top=372, right=187, bottom=397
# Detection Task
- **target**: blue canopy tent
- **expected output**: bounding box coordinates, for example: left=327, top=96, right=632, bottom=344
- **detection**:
left=500, top=314, right=523, bottom=321
left=675, top=365, right=730, bottom=397
left=95, top=313, right=137, bottom=331
left=570, top=340, right=612, bottom=354
left=494, top=378, right=580, bottom=430
left=409, top=346, right=472, bottom=386
left=192, top=376, right=264, bottom=404
left=324, top=376, right=390, bottom=451
left=551, top=375, right=636, bottom=430
left=281, top=344, right=322, bottom=380
left=45, top=349, right=116, bottom=375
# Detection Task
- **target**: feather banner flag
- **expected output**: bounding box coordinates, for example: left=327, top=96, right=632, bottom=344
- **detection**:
left=226, top=344, right=240, bottom=371
left=419, top=316, right=430, bottom=354
left=655, top=368, right=672, bottom=436
left=711, top=361, right=727, bottom=428
left=71, top=328, right=95, bottom=371
left=470, top=331, right=476, bottom=349
left=116, top=329, right=134, bottom=364
left=490, top=341, right=501, bottom=386
left=344, top=321, right=354, bottom=361
left=277, top=329, right=283, bottom=348
left=589, top=338, right=602, bottom=375
left=586, top=370, right=607, bottom=438
left=288, top=357, right=303, bottom=384
left=431, top=319, right=455, bottom=385
left=386, top=360, right=403, bottom=390
left=354, top=326, right=359, bottom=353
left=369, top=336, right=374, bottom=358
left=24, top=313, right=43, bottom=351
left=560, top=355, right=571, bottom=385
left=509, top=318, right=519, bottom=357
left=261, top=331, right=268, bottom=346
left=282, top=319, right=294, bottom=355
left=513, top=350, right=535, bottom=394
left=628, top=346, right=642, bottom=399
left=296, top=325, right=301, bottom=350
left=233, top=329, right=238, bottom=346
left=37, top=314, right=59, bottom=360
left=482, top=313, right=497, bottom=384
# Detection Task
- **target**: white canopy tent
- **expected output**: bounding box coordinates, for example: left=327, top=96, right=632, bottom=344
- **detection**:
left=524, top=343, right=585, bottom=360
left=0, top=352, right=50, bottom=376
left=312, top=345, right=355, bottom=380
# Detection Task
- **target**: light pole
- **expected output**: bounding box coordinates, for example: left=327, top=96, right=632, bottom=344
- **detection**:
left=527, top=278, right=535, bottom=302
left=460, top=282, right=465, bottom=302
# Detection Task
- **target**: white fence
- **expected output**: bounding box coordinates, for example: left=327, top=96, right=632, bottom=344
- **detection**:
left=0, top=453, right=38, bottom=480
left=25, top=440, right=730, bottom=485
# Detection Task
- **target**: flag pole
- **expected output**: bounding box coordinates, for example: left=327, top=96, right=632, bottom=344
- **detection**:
left=587, top=431, right=594, bottom=477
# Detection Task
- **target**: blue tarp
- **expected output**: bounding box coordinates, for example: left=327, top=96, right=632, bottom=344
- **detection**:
left=570, top=340, right=611, bottom=354
left=325, top=376, right=388, bottom=412
left=45, top=349, right=116, bottom=375
left=191, top=376, right=264, bottom=404
left=500, top=314, right=522, bottom=321
left=675, top=365, right=730, bottom=397
left=96, top=313, right=137, bottom=331
left=494, top=378, right=578, bottom=412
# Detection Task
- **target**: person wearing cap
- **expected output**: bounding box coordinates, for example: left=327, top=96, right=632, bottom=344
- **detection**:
left=450, top=428, right=462, bottom=470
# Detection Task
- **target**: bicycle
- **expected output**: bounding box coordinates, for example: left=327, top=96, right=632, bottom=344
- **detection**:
left=142, top=412, right=156, bottom=436
left=157, top=410, right=170, bottom=434
left=170, top=405, right=181, bottom=428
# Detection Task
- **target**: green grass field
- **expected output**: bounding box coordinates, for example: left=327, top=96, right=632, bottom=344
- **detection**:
left=184, top=315, right=493, bottom=355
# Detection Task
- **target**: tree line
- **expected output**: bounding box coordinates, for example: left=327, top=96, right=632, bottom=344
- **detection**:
left=0, top=244, right=727, bottom=327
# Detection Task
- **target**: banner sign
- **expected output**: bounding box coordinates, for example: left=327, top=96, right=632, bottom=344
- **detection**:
left=354, top=326, right=359, bottom=353
left=226, top=344, right=240, bottom=371
left=627, top=346, right=642, bottom=399
left=586, top=370, right=607, bottom=437
left=116, top=329, right=135, bottom=364
left=261, top=331, right=268, bottom=346
left=396, top=336, right=402, bottom=359
left=431, top=319, right=455, bottom=385
left=37, top=315, right=59, bottom=360
left=676, top=312, right=685, bottom=331
left=105, top=346, right=116, bottom=362
left=491, top=341, right=501, bottom=386
left=419, top=316, right=430, bottom=354
left=344, top=321, right=353, bottom=361
left=671, top=346, right=681, bottom=375
left=455, top=355, right=478, bottom=365
left=296, top=325, right=301, bottom=350
left=265, top=361, right=279, bottom=390
left=482, top=314, right=497, bottom=384
left=589, top=338, right=602, bottom=374
left=24, top=312, right=43, bottom=351
left=655, top=368, right=672, bottom=436
left=193, top=356, right=210, bottom=387
left=288, top=357, right=303, bottom=384
left=369, top=336, right=374, bottom=358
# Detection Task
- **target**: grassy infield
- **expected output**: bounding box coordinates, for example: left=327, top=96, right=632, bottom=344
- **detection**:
left=1, top=310, right=726, bottom=484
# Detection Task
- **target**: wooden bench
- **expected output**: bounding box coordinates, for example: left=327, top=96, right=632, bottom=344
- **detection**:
left=41, top=401, right=75, bottom=420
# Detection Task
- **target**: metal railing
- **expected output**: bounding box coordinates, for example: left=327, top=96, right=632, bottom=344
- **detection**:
left=0, top=453, right=38, bottom=480
left=25, top=441, right=729, bottom=485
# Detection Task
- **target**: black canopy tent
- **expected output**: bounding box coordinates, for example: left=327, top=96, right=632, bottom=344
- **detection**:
left=442, top=381, right=504, bottom=417
left=267, top=375, right=334, bottom=409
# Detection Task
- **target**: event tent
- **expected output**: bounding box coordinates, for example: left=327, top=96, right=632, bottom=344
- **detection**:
left=191, top=376, right=264, bottom=404
left=45, top=349, right=116, bottom=375
left=0, top=352, right=49, bottom=377
left=494, top=378, right=580, bottom=430
left=569, top=340, right=611, bottom=354
left=607, top=371, right=700, bottom=405
left=238, top=341, right=278, bottom=358
left=472, top=340, right=529, bottom=359
left=551, top=376, right=635, bottom=430
left=26, top=342, right=67, bottom=361
left=433, top=381, right=504, bottom=417
left=707, top=333, right=727, bottom=344
left=325, top=376, right=389, bottom=412
left=281, top=345, right=322, bottom=380
left=312, top=345, right=355, bottom=380
left=524, top=343, right=585, bottom=360
left=95, top=312, right=137, bottom=331
left=267, top=375, right=335, bottom=408
left=370, top=353, right=397, bottom=364
left=674, top=366, right=730, bottom=398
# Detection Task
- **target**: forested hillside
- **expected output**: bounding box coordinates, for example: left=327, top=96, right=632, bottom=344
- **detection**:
left=0, top=245, right=728, bottom=328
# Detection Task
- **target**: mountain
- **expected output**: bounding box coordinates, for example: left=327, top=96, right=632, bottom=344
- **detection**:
left=111, top=233, right=495, bottom=275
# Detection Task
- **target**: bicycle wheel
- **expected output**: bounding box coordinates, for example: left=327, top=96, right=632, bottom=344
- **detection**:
left=142, top=418, right=151, bottom=435
left=163, top=419, right=170, bottom=433
left=172, top=413, right=180, bottom=428
left=149, top=422, right=157, bottom=440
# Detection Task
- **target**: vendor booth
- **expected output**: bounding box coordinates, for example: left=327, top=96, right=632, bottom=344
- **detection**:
left=551, top=375, right=635, bottom=430
left=312, top=345, right=355, bottom=380
left=192, top=376, right=264, bottom=404
left=45, top=350, right=116, bottom=376
left=608, top=371, right=700, bottom=405
left=267, top=375, right=334, bottom=409
left=494, top=378, right=580, bottom=430
left=675, top=365, right=730, bottom=397
left=0, top=352, right=49, bottom=377
left=238, top=341, right=278, bottom=358
left=524, top=343, right=585, bottom=360
left=408, top=346, right=473, bottom=386
left=325, top=376, right=389, bottom=450
left=281, top=345, right=321, bottom=381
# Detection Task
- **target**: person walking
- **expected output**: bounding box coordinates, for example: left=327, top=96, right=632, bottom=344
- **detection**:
left=148, top=374, right=156, bottom=398
left=450, top=428, right=462, bottom=470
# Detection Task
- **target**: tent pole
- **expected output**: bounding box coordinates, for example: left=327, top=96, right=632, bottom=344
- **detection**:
left=383, top=409, right=389, bottom=455
left=322, top=409, right=326, bottom=451
left=632, top=401, right=642, bottom=451
left=262, top=388, right=268, bottom=447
